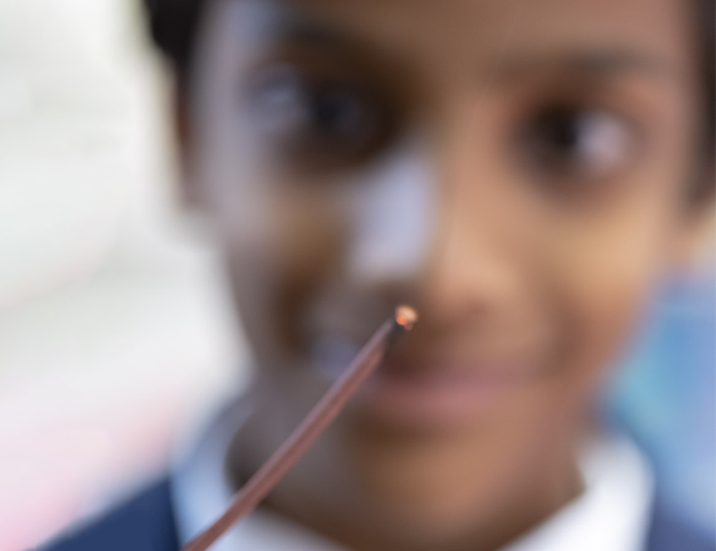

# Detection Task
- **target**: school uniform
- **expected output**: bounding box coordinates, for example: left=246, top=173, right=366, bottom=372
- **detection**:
left=41, top=400, right=714, bottom=551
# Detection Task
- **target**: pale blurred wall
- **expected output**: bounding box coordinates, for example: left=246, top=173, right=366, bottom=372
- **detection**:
left=0, top=1, right=247, bottom=549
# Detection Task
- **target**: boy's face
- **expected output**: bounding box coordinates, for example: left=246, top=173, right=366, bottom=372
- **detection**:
left=187, top=0, right=707, bottom=533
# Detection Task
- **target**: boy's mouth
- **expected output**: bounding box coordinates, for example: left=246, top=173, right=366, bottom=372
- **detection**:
left=362, top=355, right=528, bottom=428
left=311, top=334, right=533, bottom=429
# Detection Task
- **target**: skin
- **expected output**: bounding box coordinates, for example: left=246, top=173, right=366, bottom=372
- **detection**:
left=180, top=0, right=712, bottom=550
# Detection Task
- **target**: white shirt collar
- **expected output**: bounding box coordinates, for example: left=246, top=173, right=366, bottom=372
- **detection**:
left=171, top=401, right=654, bottom=551
left=501, top=436, right=654, bottom=551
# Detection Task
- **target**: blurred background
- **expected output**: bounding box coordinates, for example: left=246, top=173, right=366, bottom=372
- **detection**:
left=0, top=1, right=247, bottom=549
left=0, top=0, right=712, bottom=550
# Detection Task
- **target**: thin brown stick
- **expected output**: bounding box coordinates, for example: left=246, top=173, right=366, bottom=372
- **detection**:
left=183, top=306, right=418, bottom=551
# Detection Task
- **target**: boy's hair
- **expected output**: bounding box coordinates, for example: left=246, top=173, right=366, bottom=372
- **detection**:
left=143, top=0, right=714, bottom=196
left=144, top=0, right=202, bottom=82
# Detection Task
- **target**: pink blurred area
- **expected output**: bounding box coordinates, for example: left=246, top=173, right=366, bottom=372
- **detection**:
left=0, top=269, right=244, bottom=551
left=0, top=394, right=175, bottom=550
left=0, top=1, right=245, bottom=549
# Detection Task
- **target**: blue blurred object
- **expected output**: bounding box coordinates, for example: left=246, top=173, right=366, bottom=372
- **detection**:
left=608, top=273, right=715, bottom=539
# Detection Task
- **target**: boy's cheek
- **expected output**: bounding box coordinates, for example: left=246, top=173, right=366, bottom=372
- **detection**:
left=550, top=251, right=662, bottom=397
left=536, top=204, right=680, bottom=391
left=223, top=199, right=348, bottom=345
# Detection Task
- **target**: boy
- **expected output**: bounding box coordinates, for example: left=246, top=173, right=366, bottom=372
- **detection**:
left=44, top=0, right=714, bottom=550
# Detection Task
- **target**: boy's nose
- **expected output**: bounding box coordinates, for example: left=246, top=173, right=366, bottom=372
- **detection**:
left=345, top=136, right=524, bottom=327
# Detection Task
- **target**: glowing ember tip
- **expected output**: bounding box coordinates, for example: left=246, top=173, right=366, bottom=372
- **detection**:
left=394, top=305, right=418, bottom=330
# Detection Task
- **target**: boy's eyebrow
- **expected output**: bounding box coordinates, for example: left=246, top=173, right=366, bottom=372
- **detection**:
left=254, top=12, right=672, bottom=84
left=491, top=49, right=671, bottom=82
left=260, top=13, right=351, bottom=49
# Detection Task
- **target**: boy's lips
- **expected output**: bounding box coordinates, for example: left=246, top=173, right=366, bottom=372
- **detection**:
left=311, top=334, right=534, bottom=428
left=358, top=355, right=529, bottom=427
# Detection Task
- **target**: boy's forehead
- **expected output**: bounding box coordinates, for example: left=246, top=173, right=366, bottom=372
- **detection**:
left=219, top=0, right=690, bottom=82
left=233, top=0, right=689, bottom=55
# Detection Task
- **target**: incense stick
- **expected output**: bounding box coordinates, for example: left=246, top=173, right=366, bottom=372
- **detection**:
left=183, top=306, right=418, bottom=551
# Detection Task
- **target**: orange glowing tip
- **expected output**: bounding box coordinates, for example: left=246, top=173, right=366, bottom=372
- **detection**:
left=395, top=305, right=418, bottom=330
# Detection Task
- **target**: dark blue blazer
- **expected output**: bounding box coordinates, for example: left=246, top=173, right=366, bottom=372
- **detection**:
left=40, top=479, right=714, bottom=551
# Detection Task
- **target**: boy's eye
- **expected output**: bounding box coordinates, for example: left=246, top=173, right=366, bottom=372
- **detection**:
left=246, top=63, right=389, bottom=169
left=517, top=105, right=637, bottom=190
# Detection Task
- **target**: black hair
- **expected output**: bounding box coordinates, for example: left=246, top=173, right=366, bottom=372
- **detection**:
left=144, top=0, right=204, bottom=82
left=144, top=0, right=714, bottom=188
